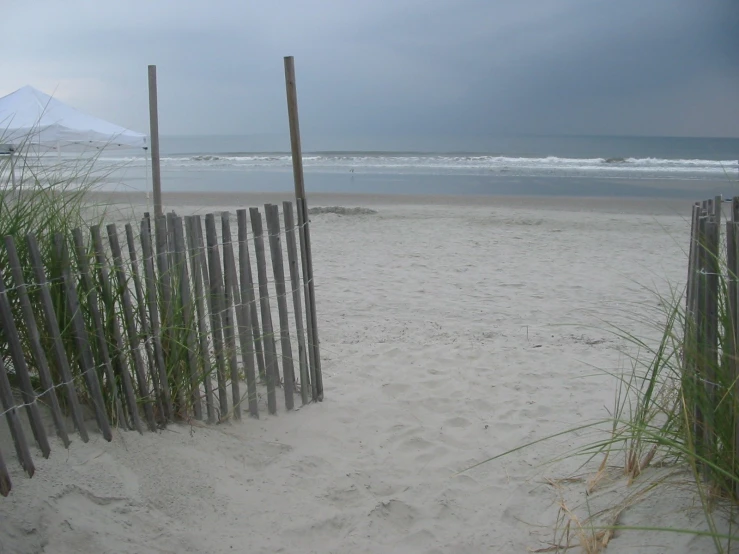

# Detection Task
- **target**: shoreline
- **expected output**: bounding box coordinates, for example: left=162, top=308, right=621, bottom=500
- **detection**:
left=89, top=190, right=697, bottom=216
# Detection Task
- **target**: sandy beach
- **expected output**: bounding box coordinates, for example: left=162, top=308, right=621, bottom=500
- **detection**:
left=1, top=192, right=725, bottom=553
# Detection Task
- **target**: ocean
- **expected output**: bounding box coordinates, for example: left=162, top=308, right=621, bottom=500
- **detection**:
left=102, top=134, right=738, bottom=199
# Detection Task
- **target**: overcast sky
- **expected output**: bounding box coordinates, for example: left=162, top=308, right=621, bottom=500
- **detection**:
left=2, top=0, right=737, bottom=146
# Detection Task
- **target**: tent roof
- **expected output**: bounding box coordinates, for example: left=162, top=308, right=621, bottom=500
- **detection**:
left=0, top=85, right=147, bottom=150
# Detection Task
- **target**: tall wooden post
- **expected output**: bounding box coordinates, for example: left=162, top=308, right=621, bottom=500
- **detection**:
left=148, top=65, right=163, bottom=217
left=283, top=56, right=323, bottom=400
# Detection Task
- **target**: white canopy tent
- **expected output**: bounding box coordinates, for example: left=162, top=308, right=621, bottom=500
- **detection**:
left=0, top=85, right=148, bottom=191
left=0, top=85, right=147, bottom=150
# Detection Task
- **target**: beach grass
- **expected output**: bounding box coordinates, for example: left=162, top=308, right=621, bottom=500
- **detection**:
left=0, top=135, right=120, bottom=414
left=464, top=214, right=739, bottom=552
left=0, top=134, right=217, bottom=425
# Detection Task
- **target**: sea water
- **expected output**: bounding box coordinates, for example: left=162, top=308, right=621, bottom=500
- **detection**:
left=99, top=134, right=739, bottom=198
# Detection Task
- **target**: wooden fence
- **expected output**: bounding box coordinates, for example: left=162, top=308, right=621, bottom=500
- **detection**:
left=684, top=194, right=739, bottom=493
left=0, top=201, right=322, bottom=496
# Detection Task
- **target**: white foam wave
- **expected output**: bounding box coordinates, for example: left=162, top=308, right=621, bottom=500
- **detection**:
left=97, top=153, right=739, bottom=177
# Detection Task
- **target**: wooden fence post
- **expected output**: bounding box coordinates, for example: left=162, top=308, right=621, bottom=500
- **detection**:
left=237, top=209, right=266, bottom=380
left=297, top=198, right=321, bottom=401
left=684, top=204, right=700, bottom=467
left=265, top=203, right=295, bottom=410
left=107, top=224, right=158, bottom=432
left=140, top=217, right=174, bottom=422
left=172, top=216, right=202, bottom=420
left=220, top=212, right=242, bottom=419
left=283, top=201, right=310, bottom=405
left=71, top=228, right=129, bottom=429
left=223, top=215, right=259, bottom=418
left=90, top=226, right=143, bottom=434
left=155, top=215, right=185, bottom=413
left=733, top=198, right=739, bottom=498
left=187, top=216, right=216, bottom=423
left=0, top=354, right=34, bottom=475
left=0, top=267, right=51, bottom=456
left=26, top=233, right=89, bottom=442
left=53, top=233, right=113, bottom=441
left=3, top=236, right=70, bottom=446
left=686, top=203, right=700, bottom=316
left=0, top=447, right=11, bottom=496
left=694, top=210, right=708, bottom=464
left=165, top=213, right=186, bottom=409
left=205, top=214, right=230, bottom=419
left=284, top=56, right=323, bottom=402
left=704, top=214, right=720, bottom=466
left=250, top=208, right=279, bottom=415
left=148, top=64, right=163, bottom=217
left=154, top=216, right=173, bottom=349
left=126, top=224, right=164, bottom=418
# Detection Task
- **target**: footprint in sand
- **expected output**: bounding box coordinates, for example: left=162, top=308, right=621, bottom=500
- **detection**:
left=381, top=382, right=412, bottom=398
left=442, top=416, right=472, bottom=429
left=368, top=499, right=419, bottom=530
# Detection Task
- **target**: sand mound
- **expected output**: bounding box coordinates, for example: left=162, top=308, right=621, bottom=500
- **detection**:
left=308, top=206, right=378, bottom=216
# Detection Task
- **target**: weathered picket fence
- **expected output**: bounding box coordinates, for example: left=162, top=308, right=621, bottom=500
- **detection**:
left=684, top=194, right=739, bottom=494
left=0, top=201, right=322, bottom=496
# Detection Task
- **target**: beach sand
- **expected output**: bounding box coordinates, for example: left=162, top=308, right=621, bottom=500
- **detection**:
left=0, top=192, right=724, bottom=553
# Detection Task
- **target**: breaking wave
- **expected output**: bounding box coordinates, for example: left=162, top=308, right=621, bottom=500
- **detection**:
left=101, top=152, right=738, bottom=179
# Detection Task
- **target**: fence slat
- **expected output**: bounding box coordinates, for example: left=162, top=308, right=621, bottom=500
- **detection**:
left=296, top=197, right=323, bottom=401
left=224, top=223, right=259, bottom=419
left=726, top=219, right=739, bottom=496
left=689, top=205, right=703, bottom=320
left=237, top=209, right=266, bottom=380
left=187, top=216, right=216, bottom=423
left=155, top=216, right=184, bottom=414
left=165, top=213, right=187, bottom=409
left=0, top=446, right=11, bottom=496
left=220, top=212, right=242, bottom=420
left=140, top=218, right=173, bottom=421
left=0, top=267, right=51, bottom=456
left=705, top=215, right=720, bottom=463
left=684, top=205, right=701, bottom=466
left=727, top=219, right=738, bottom=377
left=0, top=354, right=34, bottom=475
left=733, top=199, right=739, bottom=499
left=53, top=233, right=112, bottom=441
left=168, top=216, right=185, bottom=412
left=250, top=208, right=279, bottom=414
left=686, top=204, right=700, bottom=317
left=172, top=216, right=202, bottom=420
left=283, top=202, right=310, bottom=406
left=154, top=216, right=174, bottom=353
left=205, top=214, right=230, bottom=419
left=295, top=199, right=316, bottom=401
left=4, top=236, right=70, bottom=446
left=694, top=210, right=709, bottom=464
left=265, top=204, right=295, bottom=410
left=166, top=212, right=178, bottom=297
left=26, top=233, right=88, bottom=442
left=91, top=226, right=143, bottom=434
left=71, top=229, right=128, bottom=430
left=107, top=224, right=157, bottom=432
left=126, top=224, right=163, bottom=419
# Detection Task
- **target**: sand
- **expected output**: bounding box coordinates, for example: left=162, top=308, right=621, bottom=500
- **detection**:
left=0, top=192, right=727, bottom=553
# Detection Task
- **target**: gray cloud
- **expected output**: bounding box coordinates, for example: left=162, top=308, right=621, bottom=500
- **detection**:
left=2, top=0, right=736, bottom=148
